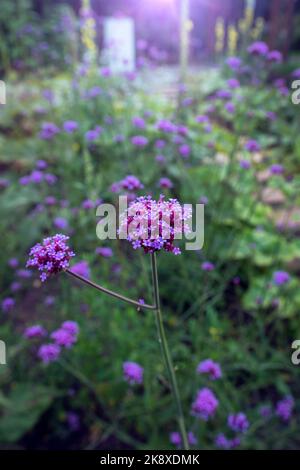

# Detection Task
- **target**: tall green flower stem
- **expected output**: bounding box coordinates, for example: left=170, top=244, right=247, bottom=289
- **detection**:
left=66, top=256, right=189, bottom=450
left=150, top=253, right=189, bottom=450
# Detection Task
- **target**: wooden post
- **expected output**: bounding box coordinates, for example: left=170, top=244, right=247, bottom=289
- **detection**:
left=283, top=0, right=295, bottom=58
left=180, top=0, right=190, bottom=82
left=268, top=0, right=295, bottom=56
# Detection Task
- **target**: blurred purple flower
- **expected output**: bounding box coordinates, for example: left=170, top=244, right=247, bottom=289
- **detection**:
left=51, top=328, right=77, bottom=348
left=159, top=177, right=173, bottom=189
left=30, top=170, right=44, bottom=184
left=44, top=173, right=57, bottom=185
left=96, top=247, right=113, bottom=258
left=155, top=154, right=166, bottom=164
left=24, top=325, right=47, bottom=339
left=70, top=260, right=90, bottom=279
left=131, top=135, right=148, bottom=147
left=81, top=199, right=95, bottom=209
left=228, top=412, right=249, bottom=433
left=197, top=359, right=222, bottom=380
left=270, top=164, right=283, bottom=175
left=276, top=396, right=294, bottom=421
left=44, top=295, right=55, bottom=306
left=86, top=86, right=102, bottom=98
left=67, top=412, right=80, bottom=432
left=259, top=405, right=272, bottom=418
left=226, top=56, right=242, bottom=71
left=39, top=122, right=60, bottom=140
left=267, top=50, right=282, bottom=63
left=85, top=126, right=102, bottom=142
left=156, top=119, right=176, bottom=133
left=266, top=111, right=277, bottom=121
left=240, top=159, right=251, bottom=169
left=62, top=321, right=79, bottom=336
left=114, top=134, right=125, bottom=143
left=100, top=67, right=111, bottom=77
left=227, top=78, right=240, bottom=89
left=201, top=261, right=214, bottom=272
left=170, top=431, right=197, bottom=447
left=155, top=139, right=166, bottom=149
left=196, top=114, right=209, bottom=124
left=1, top=297, right=15, bottom=313
left=16, top=269, right=32, bottom=279
left=36, top=159, right=48, bottom=170
left=178, top=144, right=190, bottom=158
left=10, top=281, right=21, bottom=292
left=8, top=258, right=19, bottom=268
left=63, top=120, right=79, bottom=133
left=191, top=388, right=219, bottom=420
left=273, top=270, right=290, bottom=285
left=225, top=102, right=235, bottom=114
left=45, top=196, right=57, bottom=206
left=244, top=139, right=261, bottom=153
left=248, top=41, right=269, bottom=56
left=54, top=217, right=68, bottom=230
left=0, top=178, right=9, bottom=188
left=292, top=68, right=300, bottom=79
left=132, top=116, right=146, bottom=129
left=38, top=343, right=61, bottom=364
left=123, top=361, right=144, bottom=385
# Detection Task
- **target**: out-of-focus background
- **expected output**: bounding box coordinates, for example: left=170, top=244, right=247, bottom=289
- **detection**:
left=0, top=0, right=300, bottom=450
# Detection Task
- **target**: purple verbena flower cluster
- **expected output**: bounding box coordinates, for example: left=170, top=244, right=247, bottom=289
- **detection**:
left=119, top=195, right=192, bottom=255
left=26, top=234, right=75, bottom=281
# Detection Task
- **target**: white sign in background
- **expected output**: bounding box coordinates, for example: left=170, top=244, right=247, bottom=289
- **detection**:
left=103, top=17, right=135, bottom=73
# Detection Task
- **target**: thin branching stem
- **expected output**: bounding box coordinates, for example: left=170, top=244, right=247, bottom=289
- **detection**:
left=65, top=268, right=156, bottom=310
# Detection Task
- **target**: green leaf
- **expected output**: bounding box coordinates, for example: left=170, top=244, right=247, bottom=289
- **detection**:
left=0, top=384, right=56, bottom=443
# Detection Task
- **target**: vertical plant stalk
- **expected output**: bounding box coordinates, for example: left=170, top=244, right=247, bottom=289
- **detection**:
left=151, top=252, right=189, bottom=450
